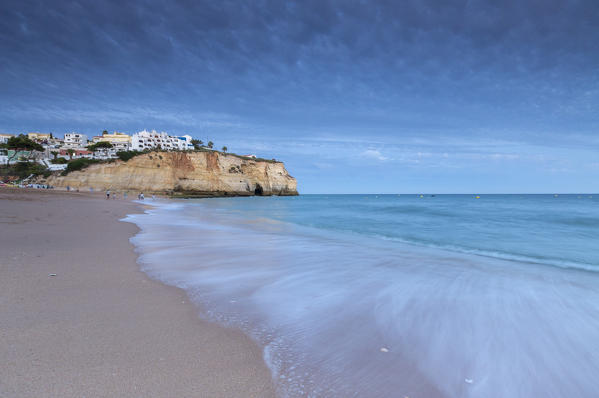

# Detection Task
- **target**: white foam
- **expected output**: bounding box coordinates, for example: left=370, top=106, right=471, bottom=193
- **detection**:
left=123, top=201, right=599, bottom=398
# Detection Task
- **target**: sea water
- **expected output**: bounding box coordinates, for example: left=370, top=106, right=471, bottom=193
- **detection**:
left=124, top=194, right=599, bottom=397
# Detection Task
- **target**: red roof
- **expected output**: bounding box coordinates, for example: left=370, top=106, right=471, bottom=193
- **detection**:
left=59, top=149, right=92, bottom=155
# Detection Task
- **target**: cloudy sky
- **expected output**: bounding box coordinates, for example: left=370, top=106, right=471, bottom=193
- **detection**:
left=1, top=0, right=598, bottom=193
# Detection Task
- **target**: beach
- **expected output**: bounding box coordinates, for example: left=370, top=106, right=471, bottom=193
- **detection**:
left=0, top=188, right=275, bottom=398
left=4, top=190, right=599, bottom=397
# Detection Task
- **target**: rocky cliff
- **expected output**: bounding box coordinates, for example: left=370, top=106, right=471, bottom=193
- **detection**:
left=45, top=151, right=298, bottom=196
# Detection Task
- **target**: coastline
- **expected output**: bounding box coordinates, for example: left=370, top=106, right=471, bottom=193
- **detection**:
left=0, top=188, right=275, bottom=397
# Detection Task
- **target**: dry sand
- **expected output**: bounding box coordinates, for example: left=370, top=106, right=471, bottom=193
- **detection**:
left=0, top=188, right=275, bottom=398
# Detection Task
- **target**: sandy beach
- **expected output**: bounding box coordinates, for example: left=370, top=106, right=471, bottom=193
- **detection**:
left=0, top=188, right=275, bottom=398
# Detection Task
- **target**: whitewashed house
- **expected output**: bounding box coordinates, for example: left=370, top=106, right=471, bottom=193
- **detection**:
left=174, top=135, right=194, bottom=150
left=64, top=133, right=88, bottom=148
left=0, top=133, right=14, bottom=144
left=131, top=130, right=194, bottom=151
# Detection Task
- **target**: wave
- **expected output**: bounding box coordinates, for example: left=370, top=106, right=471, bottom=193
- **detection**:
left=124, top=200, right=599, bottom=398
left=374, top=234, right=599, bottom=272
left=141, top=198, right=599, bottom=273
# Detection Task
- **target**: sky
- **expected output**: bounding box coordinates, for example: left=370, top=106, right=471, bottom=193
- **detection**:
left=1, top=0, right=598, bottom=193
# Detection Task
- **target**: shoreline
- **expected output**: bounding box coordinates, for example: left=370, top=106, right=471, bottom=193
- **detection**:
left=0, top=188, right=275, bottom=397
left=125, top=194, right=599, bottom=397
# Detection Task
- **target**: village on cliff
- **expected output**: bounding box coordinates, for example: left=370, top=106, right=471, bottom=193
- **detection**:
left=0, top=129, right=297, bottom=196
left=0, top=130, right=252, bottom=173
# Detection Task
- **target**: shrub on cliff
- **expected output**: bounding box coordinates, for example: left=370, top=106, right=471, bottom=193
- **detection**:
left=50, top=157, right=68, bottom=164
left=229, top=153, right=279, bottom=163
left=61, top=158, right=100, bottom=175
left=116, top=150, right=143, bottom=162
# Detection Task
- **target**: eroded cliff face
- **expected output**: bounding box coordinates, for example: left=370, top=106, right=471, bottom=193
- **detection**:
left=45, top=151, right=298, bottom=196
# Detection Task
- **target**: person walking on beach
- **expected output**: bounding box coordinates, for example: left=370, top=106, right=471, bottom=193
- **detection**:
left=139, top=192, right=144, bottom=200
left=106, top=190, right=110, bottom=200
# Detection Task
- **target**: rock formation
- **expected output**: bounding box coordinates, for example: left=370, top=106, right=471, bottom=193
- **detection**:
left=45, top=151, right=298, bottom=196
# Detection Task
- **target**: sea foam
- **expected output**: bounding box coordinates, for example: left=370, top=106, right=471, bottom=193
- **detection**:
left=124, top=196, right=599, bottom=397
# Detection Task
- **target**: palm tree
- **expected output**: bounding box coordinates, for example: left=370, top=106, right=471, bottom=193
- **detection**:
left=222, top=146, right=227, bottom=152
left=67, top=149, right=75, bottom=160
left=191, top=139, right=203, bottom=150
left=207, top=141, right=214, bottom=149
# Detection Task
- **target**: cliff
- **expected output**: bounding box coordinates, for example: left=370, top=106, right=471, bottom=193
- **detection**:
left=44, top=151, right=298, bottom=197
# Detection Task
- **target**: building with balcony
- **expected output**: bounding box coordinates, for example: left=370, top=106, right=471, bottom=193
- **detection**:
left=131, top=130, right=193, bottom=151
left=27, top=132, right=52, bottom=142
left=173, top=135, right=194, bottom=150
left=91, top=131, right=131, bottom=151
left=64, top=133, right=88, bottom=148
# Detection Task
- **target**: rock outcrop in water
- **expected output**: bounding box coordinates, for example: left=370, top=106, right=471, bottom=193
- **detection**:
left=45, top=151, right=298, bottom=196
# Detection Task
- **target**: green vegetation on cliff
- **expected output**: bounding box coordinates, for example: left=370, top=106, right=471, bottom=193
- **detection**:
left=61, top=158, right=102, bottom=175
left=0, top=162, right=51, bottom=179
left=116, top=150, right=144, bottom=162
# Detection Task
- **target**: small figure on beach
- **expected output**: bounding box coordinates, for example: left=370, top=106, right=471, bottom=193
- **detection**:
left=152, top=194, right=155, bottom=200
left=138, top=192, right=144, bottom=200
left=66, top=186, right=70, bottom=191
left=106, top=190, right=110, bottom=200
left=124, top=192, right=128, bottom=200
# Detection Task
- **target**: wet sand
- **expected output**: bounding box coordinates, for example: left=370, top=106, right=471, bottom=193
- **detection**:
left=0, top=188, right=275, bottom=398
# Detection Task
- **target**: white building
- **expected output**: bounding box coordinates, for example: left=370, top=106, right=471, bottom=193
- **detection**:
left=47, top=163, right=68, bottom=171
left=0, top=133, right=14, bottom=144
left=131, top=130, right=194, bottom=151
left=173, top=134, right=194, bottom=150
left=91, top=131, right=131, bottom=152
left=64, top=133, right=88, bottom=148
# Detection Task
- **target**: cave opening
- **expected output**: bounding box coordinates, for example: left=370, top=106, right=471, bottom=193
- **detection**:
left=254, top=184, right=264, bottom=196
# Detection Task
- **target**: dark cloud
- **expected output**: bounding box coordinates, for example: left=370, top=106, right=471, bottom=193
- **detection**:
left=3, top=1, right=598, bottom=72
left=1, top=1, right=598, bottom=141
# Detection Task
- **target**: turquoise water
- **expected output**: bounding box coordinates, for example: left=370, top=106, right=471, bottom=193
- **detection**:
left=198, top=194, right=599, bottom=271
left=125, top=194, right=599, bottom=397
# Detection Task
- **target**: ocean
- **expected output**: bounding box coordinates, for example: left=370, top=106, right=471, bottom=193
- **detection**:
left=124, top=194, right=599, bottom=397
